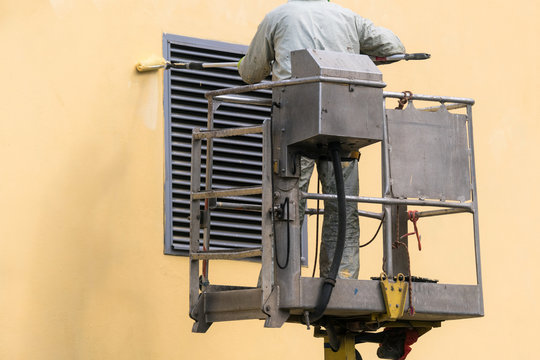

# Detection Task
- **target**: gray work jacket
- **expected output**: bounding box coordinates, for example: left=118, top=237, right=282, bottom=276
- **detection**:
left=239, top=0, right=405, bottom=83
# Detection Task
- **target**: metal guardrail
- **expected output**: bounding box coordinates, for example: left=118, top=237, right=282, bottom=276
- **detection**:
left=189, top=75, right=483, bottom=334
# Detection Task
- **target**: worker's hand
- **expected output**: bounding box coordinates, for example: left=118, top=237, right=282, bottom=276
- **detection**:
left=237, top=56, right=245, bottom=69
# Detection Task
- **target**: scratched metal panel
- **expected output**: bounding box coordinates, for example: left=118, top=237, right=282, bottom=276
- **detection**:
left=386, top=104, right=471, bottom=201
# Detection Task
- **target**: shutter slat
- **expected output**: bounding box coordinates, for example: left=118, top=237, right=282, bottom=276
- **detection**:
left=171, top=136, right=263, bottom=152
left=172, top=240, right=262, bottom=251
left=171, top=141, right=264, bottom=158
left=171, top=47, right=241, bottom=62
left=171, top=173, right=261, bottom=186
left=172, top=196, right=262, bottom=206
left=171, top=157, right=262, bottom=170
left=171, top=167, right=262, bottom=179
left=172, top=68, right=247, bottom=82
left=172, top=210, right=262, bottom=223
left=171, top=103, right=270, bottom=122
left=172, top=227, right=262, bottom=241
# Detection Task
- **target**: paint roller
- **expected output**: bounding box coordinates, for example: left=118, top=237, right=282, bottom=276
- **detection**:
left=136, top=52, right=430, bottom=72
left=136, top=56, right=238, bottom=72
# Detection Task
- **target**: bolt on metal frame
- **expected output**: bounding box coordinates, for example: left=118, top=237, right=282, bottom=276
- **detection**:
left=188, top=76, right=483, bottom=332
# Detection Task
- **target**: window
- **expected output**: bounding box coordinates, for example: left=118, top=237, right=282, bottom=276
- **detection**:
left=163, top=34, right=308, bottom=264
left=163, top=34, right=271, bottom=256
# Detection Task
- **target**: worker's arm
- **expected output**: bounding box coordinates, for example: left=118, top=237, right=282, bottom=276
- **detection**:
left=238, top=16, right=275, bottom=84
left=356, top=17, right=405, bottom=57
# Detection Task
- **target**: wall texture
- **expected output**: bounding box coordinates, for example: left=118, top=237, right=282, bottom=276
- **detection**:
left=0, top=0, right=538, bottom=359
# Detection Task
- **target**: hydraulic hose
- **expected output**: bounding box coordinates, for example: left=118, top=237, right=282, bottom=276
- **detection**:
left=309, top=142, right=347, bottom=323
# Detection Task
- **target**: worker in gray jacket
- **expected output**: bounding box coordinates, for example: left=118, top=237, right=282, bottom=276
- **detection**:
left=239, top=0, right=405, bottom=279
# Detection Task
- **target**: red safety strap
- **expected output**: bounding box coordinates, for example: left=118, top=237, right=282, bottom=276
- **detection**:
left=395, top=91, right=413, bottom=110
left=400, top=210, right=422, bottom=251
left=378, top=328, right=420, bottom=360
left=399, top=330, right=420, bottom=360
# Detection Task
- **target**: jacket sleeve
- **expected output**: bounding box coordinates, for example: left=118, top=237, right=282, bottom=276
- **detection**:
left=356, top=17, right=405, bottom=57
left=238, top=16, right=275, bottom=84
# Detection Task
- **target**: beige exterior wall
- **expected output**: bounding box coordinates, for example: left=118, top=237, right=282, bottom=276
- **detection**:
left=0, top=0, right=538, bottom=359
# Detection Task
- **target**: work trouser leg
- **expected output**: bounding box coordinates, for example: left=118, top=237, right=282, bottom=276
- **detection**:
left=298, top=156, right=316, bottom=221
left=317, top=159, right=360, bottom=279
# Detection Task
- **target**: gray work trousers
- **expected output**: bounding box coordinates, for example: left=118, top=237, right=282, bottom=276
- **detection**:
left=299, top=156, right=360, bottom=279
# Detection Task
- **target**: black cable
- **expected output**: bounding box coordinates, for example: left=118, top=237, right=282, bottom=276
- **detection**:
left=275, top=197, right=290, bottom=269
left=359, top=212, right=386, bottom=248
left=309, top=142, right=346, bottom=323
left=325, top=144, right=347, bottom=281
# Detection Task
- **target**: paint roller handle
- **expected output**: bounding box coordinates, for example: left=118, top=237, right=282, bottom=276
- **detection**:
left=370, top=52, right=431, bottom=65
left=404, top=53, right=431, bottom=60
left=168, top=61, right=239, bottom=70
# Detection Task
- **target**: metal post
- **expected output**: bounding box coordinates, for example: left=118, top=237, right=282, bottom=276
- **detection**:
left=270, top=87, right=302, bottom=310
left=189, top=132, right=202, bottom=311
left=392, top=205, right=410, bottom=275
left=261, top=119, right=274, bottom=302
left=381, top=99, right=393, bottom=277
left=467, top=105, right=483, bottom=291
left=201, top=100, right=221, bottom=285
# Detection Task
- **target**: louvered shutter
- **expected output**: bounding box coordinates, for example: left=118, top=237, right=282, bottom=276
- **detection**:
left=163, top=34, right=272, bottom=256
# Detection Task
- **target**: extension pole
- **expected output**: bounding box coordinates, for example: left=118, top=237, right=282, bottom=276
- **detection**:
left=136, top=53, right=430, bottom=72
left=136, top=57, right=238, bottom=72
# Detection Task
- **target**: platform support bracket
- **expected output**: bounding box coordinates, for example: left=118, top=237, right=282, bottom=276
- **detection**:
left=375, top=272, right=408, bottom=322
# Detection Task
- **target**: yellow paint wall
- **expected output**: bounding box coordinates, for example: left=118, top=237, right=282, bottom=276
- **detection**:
left=0, top=0, right=538, bottom=359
